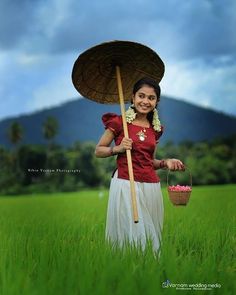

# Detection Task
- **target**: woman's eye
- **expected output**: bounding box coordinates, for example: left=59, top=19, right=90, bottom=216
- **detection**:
left=139, top=94, right=145, bottom=98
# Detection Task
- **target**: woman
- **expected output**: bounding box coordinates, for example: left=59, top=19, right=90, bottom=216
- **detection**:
left=95, top=77, right=184, bottom=253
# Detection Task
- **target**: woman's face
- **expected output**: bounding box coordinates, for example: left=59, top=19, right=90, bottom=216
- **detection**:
left=132, top=85, right=158, bottom=115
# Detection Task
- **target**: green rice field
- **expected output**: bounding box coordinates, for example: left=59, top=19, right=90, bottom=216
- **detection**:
left=0, top=185, right=235, bottom=295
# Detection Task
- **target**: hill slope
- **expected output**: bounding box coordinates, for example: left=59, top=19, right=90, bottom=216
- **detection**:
left=1, top=96, right=236, bottom=147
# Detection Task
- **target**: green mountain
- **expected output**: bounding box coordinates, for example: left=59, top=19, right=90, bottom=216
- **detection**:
left=1, top=96, right=236, bottom=148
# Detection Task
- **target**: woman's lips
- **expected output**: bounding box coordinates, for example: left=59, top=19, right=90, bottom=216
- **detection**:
left=139, top=106, right=150, bottom=110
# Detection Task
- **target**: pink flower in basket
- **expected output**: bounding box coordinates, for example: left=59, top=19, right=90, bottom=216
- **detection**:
left=168, top=185, right=192, bottom=192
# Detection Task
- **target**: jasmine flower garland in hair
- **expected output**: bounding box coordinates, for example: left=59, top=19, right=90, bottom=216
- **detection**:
left=152, top=109, right=161, bottom=132
left=125, top=105, right=137, bottom=123
left=125, top=105, right=162, bottom=131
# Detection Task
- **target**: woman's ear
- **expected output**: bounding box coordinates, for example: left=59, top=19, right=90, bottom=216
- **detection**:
left=131, top=94, right=135, bottom=104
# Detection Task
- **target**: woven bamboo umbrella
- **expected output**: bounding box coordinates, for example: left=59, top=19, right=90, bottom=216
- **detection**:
left=72, top=40, right=165, bottom=223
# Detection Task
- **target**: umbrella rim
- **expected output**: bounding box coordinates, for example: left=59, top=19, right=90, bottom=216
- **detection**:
left=72, top=40, right=165, bottom=104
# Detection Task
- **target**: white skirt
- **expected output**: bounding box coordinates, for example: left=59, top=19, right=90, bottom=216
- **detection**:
left=105, top=171, right=164, bottom=253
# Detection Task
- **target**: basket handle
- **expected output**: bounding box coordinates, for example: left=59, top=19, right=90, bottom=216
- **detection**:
left=167, top=166, right=192, bottom=188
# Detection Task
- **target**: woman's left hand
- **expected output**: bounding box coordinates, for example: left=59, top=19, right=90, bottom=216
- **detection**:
left=165, top=158, right=185, bottom=171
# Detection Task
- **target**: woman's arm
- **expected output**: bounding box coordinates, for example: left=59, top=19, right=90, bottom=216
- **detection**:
left=153, top=158, right=185, bottom=170
left=95, top=129, right=133, bottom=158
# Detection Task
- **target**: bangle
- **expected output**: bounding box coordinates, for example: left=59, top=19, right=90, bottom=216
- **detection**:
left=160, top=159, right=166, bottom=169
left=109, top=147, right=116, bottom=156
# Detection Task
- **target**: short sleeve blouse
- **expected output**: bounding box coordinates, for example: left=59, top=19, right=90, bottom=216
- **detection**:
left=102, top=113, right=163, bottom=183
left=102, top=113, right=123, bottom=137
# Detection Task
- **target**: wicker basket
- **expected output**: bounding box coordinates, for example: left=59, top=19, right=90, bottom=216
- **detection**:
left=167, top=168, right=192, bottom=206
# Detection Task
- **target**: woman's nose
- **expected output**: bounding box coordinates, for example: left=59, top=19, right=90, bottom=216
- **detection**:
left=143, top=97, right=150, bottom=104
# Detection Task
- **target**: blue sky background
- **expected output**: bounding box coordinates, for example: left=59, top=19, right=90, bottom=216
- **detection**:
left=0, top=0, right=235, bottom=120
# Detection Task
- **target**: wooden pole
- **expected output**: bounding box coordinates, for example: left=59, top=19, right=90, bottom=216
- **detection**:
left=115, top=66, right=139, bottom=223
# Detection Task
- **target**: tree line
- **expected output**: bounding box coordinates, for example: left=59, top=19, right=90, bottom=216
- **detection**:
left=0, top=118, right=235, bottom=195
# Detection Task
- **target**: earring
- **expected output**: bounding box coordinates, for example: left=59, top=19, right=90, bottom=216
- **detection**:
left=152, top=108, right=161, bottom=132
left=126, top=104, right=137, bottom=123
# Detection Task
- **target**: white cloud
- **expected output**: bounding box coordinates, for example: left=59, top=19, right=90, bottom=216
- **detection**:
left=17, top=54, right=44, bottom=66
left=0, top=51, right=79, bottom=120
left=26, top=53, right=79, bottom=111
left=28, top=75, right=78, bottom=111
left=0, top=0, right=236, bottom=120
left=161, top=55, right=236, bottom=115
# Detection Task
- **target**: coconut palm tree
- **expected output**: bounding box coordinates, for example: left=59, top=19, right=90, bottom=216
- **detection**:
left=42, top=116, right=59, bottom=146
left=8, top=121, right=23, bottom=147
left=7, top=121, right=24, bottom=184
left=42, top=116, right=59, bottom=178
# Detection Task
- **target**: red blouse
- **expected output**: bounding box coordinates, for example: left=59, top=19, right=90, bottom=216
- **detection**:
left=102, top=113, right=163, bottom=183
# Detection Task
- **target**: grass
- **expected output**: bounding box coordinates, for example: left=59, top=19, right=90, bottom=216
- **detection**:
left=0, top=185, right=235, bottom=295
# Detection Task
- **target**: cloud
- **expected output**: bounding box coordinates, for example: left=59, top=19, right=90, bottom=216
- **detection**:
left=0, top=0, right=41, bottom=49
left=161, top=55, right=236, bottom=115
left=0, top=50, right=79, bottom=119
left=41, top=0, right=236, bottom=60
left=1, top=0, right=235, bottom=60
left=0, top=0, right=236, bottom=120
left=27, top=53, right=79, bottom=111
left=28, top=75, right=78, bottom=111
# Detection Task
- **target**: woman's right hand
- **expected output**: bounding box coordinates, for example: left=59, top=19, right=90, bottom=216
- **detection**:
left=115, top=137, right=133, bottom=153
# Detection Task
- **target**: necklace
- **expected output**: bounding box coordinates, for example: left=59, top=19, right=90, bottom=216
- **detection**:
left=136, top=128, right=147, bottom=141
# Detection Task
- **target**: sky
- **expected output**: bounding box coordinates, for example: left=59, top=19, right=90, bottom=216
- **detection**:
left=0, top=0, right=236, bottom=120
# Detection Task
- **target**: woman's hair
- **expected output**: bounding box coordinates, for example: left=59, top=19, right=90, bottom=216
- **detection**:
left=132, top=77, right=161, bottom=125
left=132, top=77, right=161, bottom=100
